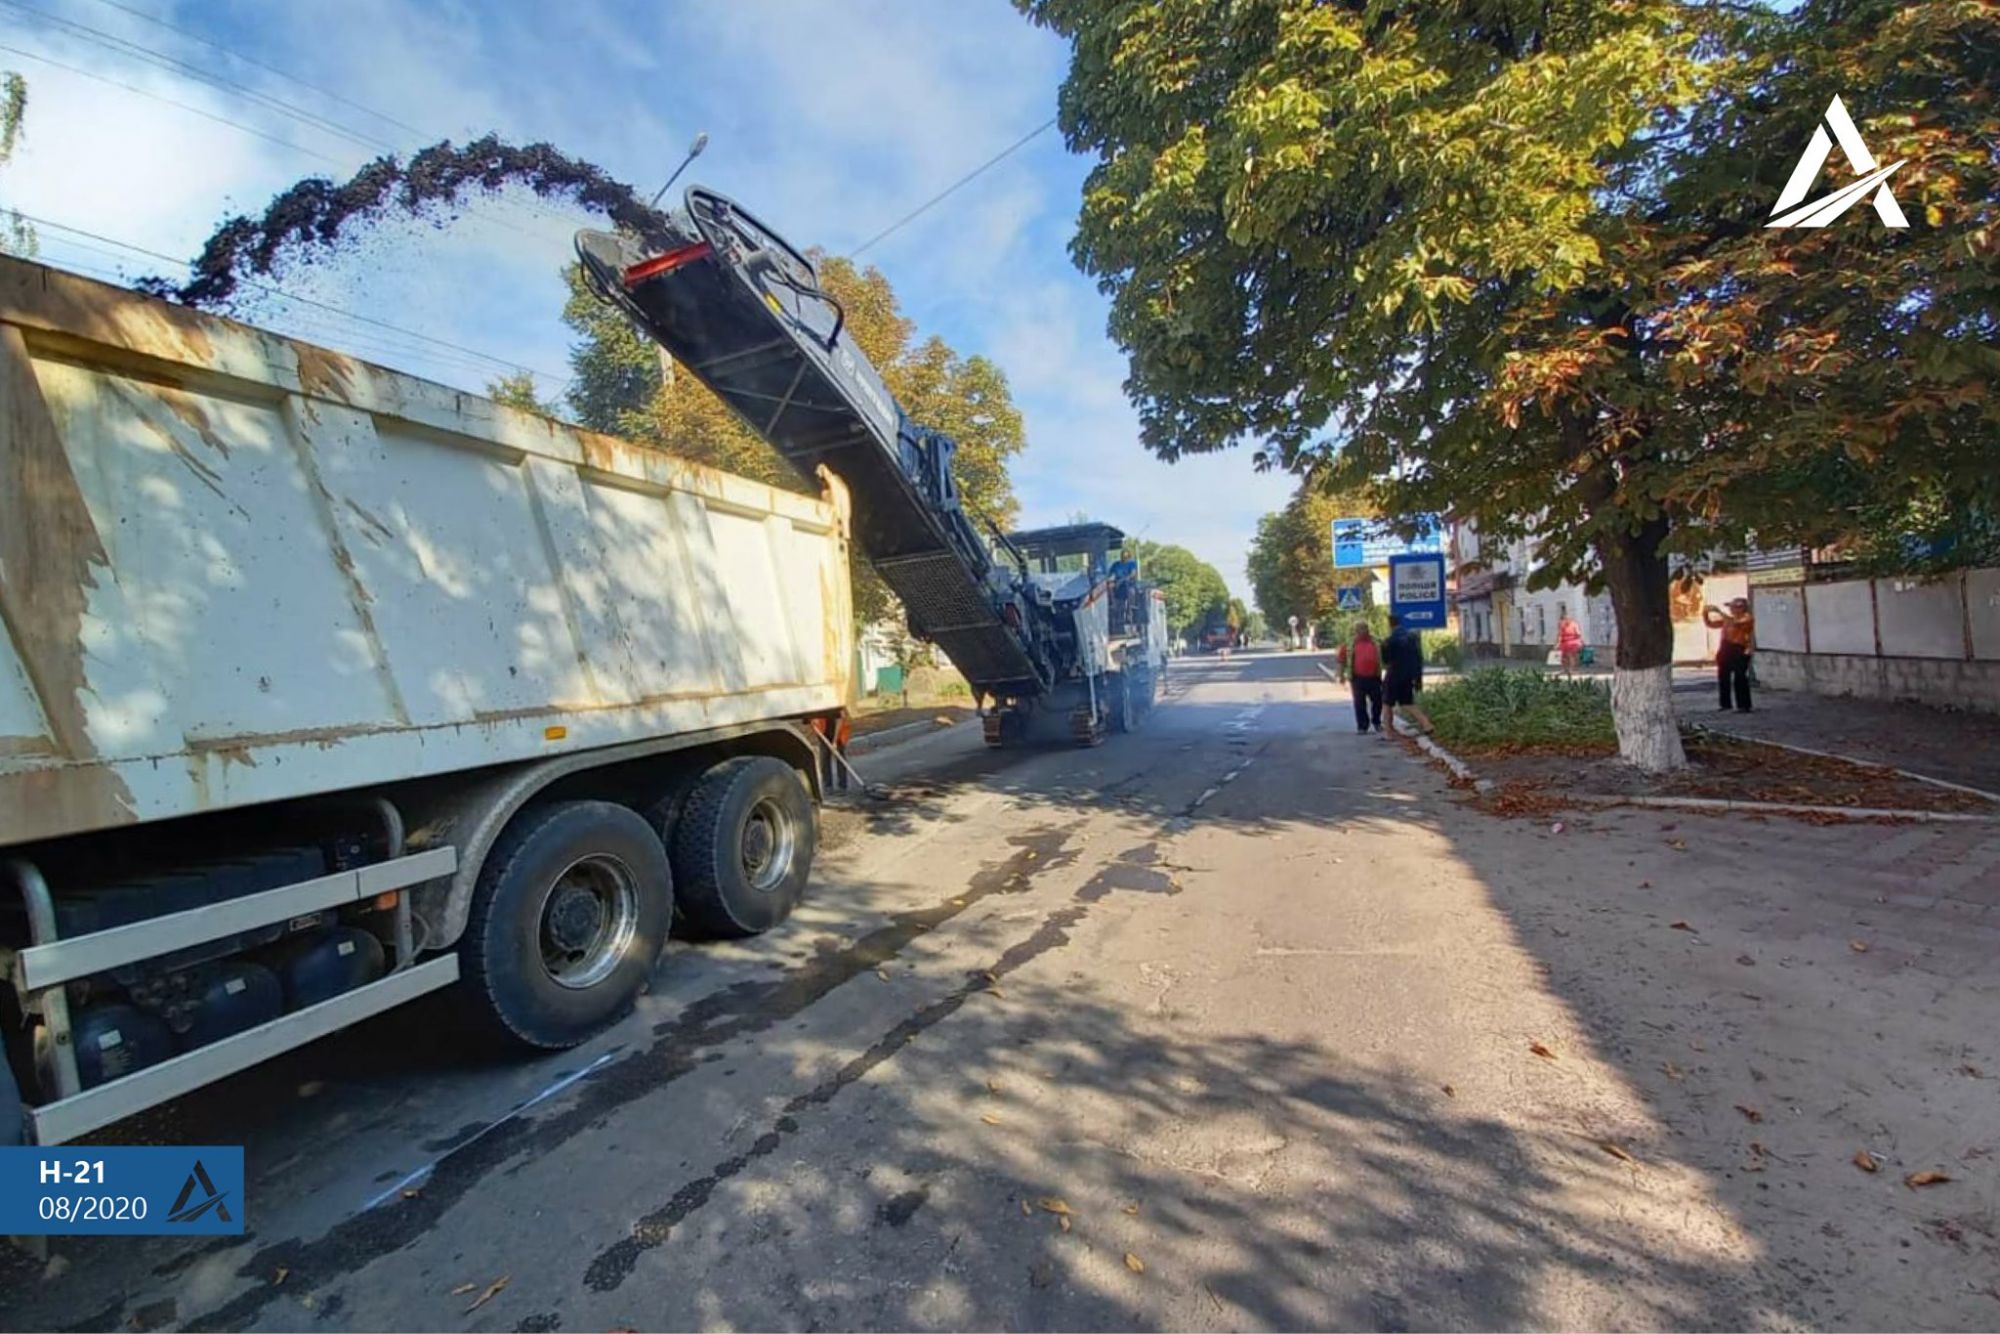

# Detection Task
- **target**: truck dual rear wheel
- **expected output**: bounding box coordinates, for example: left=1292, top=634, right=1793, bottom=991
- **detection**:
left=461, top=800, right=672, bottom=1049
left=673, top=757, right=816, bottom=938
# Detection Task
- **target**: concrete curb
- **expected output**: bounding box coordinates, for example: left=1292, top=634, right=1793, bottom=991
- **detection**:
left=1313, top=663, right=1494, bottom=793
left=1686, top=724, right=2000, bottom=807
left=848, top=717, right=958, bottom=756
left=1561, top=793, right=2000, bottom=824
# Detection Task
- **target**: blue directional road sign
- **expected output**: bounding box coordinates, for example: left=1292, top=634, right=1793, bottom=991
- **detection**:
left=1335, top=586, right=1365, bottom=612
left=1387, top=553, right=1448, bottom=628
left=1331, top=515, right=1443, bottom=569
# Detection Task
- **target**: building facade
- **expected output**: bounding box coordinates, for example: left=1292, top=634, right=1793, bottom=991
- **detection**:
left=1450, top=519, right=1745, bottom=663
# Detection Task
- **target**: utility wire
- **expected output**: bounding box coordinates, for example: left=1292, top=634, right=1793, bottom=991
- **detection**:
left=83, top=0, right=428, bottom=139
left=847, top=116, right=1057, bottom=259
left=0, top=0, right=393, bottom=153
left=18, top=213, right=569, bottom=383
left=0, top=42, right=343, bottom=164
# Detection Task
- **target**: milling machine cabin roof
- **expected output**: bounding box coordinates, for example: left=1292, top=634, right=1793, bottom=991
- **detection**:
left=1006, top=522, right=1129, bottom=572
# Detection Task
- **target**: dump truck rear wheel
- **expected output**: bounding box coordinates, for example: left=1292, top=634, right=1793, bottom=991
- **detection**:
left=460, top=800, right=672, bottom=1049
left=673, top=757, right=815, bottom=938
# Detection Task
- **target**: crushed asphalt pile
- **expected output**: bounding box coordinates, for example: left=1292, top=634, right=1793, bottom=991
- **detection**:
left=140, top=134, right=672, bottom=308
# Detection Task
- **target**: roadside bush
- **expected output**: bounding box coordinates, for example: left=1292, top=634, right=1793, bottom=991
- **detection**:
left=1421, top=630, right=1462, bottom=670
left=1422, top=666, right=1614, bottom=749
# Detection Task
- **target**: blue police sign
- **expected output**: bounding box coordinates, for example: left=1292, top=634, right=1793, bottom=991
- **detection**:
left=1387, top=553, right=1448, bottom=628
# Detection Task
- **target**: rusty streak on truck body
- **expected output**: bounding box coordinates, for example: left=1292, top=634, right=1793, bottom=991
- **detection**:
left=0, top=256, right=856, bottom=848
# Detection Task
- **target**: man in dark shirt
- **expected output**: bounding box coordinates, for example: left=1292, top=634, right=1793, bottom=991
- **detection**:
left=1382, top=614, right=1434, bottom=737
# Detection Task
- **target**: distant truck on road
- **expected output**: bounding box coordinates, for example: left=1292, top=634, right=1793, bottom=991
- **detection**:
left=0, top=257, right=855, bottom=1144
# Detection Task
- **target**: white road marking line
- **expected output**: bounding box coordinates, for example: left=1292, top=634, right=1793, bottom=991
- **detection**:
left=361, top=1050, right=617, bottom=1211
left=1194, top=786, right=1221, bottom=807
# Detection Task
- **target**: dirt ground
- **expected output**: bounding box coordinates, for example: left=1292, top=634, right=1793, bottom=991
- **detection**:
left=1455, top=733, right=1998, bottom=815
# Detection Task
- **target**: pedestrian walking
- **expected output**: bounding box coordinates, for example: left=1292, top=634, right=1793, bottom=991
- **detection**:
left=1704, top=596, right=1756, bottom=711
left=1349, top=624, right=1383, bottom=733
left=1557, top=606, right=1584, bottom=679
left=1382, top=614, right=1434, bottom=737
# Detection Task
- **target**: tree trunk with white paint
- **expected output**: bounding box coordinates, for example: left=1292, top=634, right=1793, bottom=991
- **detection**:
left=1611, top=663, right=1684, bottom=772
left=1597, top=513, right=1688, bottom=774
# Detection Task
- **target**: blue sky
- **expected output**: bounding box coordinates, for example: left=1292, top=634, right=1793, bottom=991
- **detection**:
left=0, top=0, right=1296, bottom=592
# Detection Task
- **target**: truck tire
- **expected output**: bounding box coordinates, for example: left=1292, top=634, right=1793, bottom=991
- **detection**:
left=459, top=800, right=672, bottom=1048
left=672, top=757, right=815, bottom=938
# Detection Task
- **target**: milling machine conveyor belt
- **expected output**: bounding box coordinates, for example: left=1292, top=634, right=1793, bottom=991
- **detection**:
left=575, top=189, right=1045, bottom=697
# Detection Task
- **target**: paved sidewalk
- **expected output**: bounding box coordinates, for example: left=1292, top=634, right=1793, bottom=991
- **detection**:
left=1678, top=685, right=2000, bottom=798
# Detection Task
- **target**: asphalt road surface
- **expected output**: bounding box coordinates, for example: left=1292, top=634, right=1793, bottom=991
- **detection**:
left=3, top=651, right=1995, bottom=1331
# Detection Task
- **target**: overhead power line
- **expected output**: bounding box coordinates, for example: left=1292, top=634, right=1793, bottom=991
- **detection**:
left=847, top=116, right=1057, bottom=259
left=0, top=0, right=394, bottom=153
left=0, top=42, right=343, bottom=164
left=18, top=213, right=569, bottom=384
left=83, top=0, right=428, bottom=139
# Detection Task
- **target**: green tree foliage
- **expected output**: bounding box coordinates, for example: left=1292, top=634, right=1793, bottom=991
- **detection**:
left=1, top=72, right=35, bottom=258
left=556, top=252, right=1026, bottom=625
left=1132, top=540, right=1229, bottom=638
left=1246, top=481, right=1375, bottom=633
left=485, top=370, right=551, bottom=415
left=1022, top=0, right=1999, bottom=770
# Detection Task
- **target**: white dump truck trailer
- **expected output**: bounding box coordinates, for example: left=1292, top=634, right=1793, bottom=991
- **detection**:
left=0, top=256, right=856, bottom=1145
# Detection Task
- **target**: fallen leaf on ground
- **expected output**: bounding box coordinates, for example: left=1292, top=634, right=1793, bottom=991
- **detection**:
left=1529, top=1042, right=1557, bottom=1061
left=1600, top=1141, right=1636, bottom=1164
left=1666, top=838, right=1688, bottom=851
left=1125, top=1252, right=1146, bottom=1273
left=400, top=1187, right=421, bottom=1199
left=1663, top=1062, right=1685, bottom=1081
left=1057, top=1215, right=1071, bottom=1233
left=1854, top=1150, right=1880, bottom=1173
left=981, top=1114, right=1002, bottom=1126
left=1021, top=1200, right=1032, bottom=1216
left=1036, top=1197, right=1072, bottom=1215
left=450, top=1282, right=477, bottom=1296
left=272, top=1267, right=289, bottom=1286
left=876, top=967, right=891, bottom=981
left=1959, top=1064, right=1985, bottom=1079
left=464, top=1275, right=509, bottom=1314
left=1690, top=1040, right=1707, bottom=1051
left=1849, top=939, right=1870, bottom=953
left=1121, top=1203, right=1141, bottom=1216
left=986, top=1079, right=1001, bottom=1095
left=1905, top=1170, right=1953, bottom=1189
left=985, top=988, right=1005, bottom=1000
left=1550, top=821, right=1565, bottom=834
left=1735, top=1104, right=1764, bottom=1123
left=1670, top=920, right=1695, bottom=931
left=1736, top=954, right=1757, bottom=966
left=1441, top=1083, right=1456, bottom=1098
left=982, top=970, right=999, bottom=984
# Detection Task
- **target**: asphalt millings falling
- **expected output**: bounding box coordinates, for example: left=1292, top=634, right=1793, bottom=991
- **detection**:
left=141, top=134, right=674, bottom=308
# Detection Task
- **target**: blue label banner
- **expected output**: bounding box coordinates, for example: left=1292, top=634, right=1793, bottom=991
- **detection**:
left=0, top=1146, right=244, bottom=1234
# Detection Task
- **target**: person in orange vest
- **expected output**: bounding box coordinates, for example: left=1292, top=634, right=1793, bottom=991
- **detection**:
left=1349, top=625, right=1383, bottom=733
left=1704, top=597, right=1756, bottom=711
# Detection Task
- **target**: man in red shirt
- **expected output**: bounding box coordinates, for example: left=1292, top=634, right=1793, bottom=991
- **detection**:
left=1349, top=625, right=1383, bottom=733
